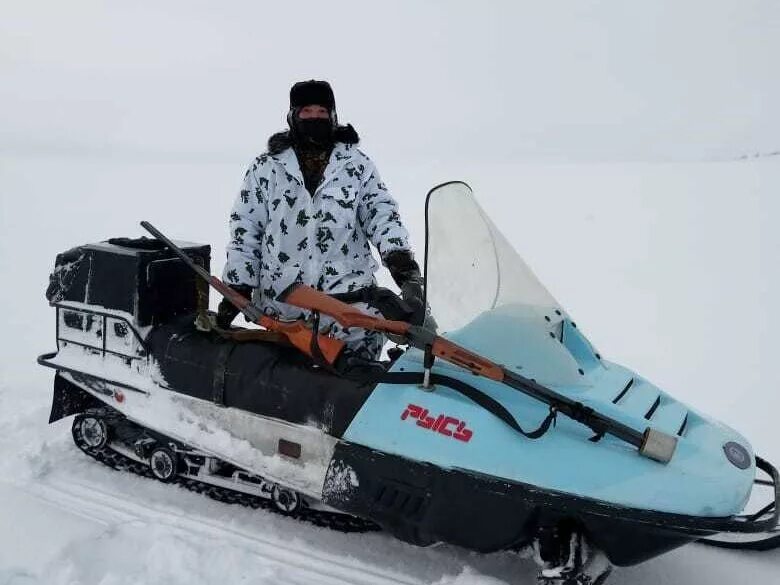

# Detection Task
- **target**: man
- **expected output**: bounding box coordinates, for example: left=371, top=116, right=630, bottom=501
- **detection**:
left=218, top=80, right=424, bottom=363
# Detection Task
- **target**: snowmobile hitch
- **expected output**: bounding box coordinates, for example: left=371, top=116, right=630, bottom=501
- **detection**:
left=139, top=221, right=345, bottom=365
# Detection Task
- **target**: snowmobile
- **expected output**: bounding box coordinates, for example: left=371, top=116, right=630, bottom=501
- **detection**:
left=39, top=181, right=779, bottom=584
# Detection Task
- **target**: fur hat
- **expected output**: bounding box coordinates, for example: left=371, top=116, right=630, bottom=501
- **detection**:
left=289, top=80, right=335, bottom=111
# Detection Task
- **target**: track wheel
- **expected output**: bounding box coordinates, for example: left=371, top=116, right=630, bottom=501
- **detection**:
left=272, top=485, right=301, bottom=514
left=149, top=446, right=179, bottom=482
left=73, top=414, right=110, bottom=451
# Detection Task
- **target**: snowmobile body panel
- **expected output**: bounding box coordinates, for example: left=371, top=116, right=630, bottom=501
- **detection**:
left=343, top=330, right=755, bottom=519
left=44, top=347, right=339, bottom=501
left=321, top=440, right=703, bottom=566
left=48, top=370, right=106, bottom=423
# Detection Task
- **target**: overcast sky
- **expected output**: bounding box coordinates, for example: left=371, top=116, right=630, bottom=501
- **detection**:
left=2, top=0, right=779, bottom=164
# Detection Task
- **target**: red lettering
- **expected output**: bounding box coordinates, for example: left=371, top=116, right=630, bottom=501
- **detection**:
left=401, top=404, right=423, bottom=421
left=401, top=405, right=474, bottom=443
left=432, top=414, right=446, bottom=432
left=417, top=412, right=436, bottom=429
left=438, top=416, right=459, bottom=437
left=454, top=421, right=473, bottom=442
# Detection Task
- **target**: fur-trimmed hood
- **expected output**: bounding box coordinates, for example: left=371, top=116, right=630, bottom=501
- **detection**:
left=267, top=124, right=360, bottom=155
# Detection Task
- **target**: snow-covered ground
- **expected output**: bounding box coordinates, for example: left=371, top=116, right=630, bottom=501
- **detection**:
left=2, top=1, right=779, bottom=583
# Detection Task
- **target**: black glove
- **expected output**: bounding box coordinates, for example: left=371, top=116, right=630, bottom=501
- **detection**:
left=334, top=349, right=387, bottom=381
left=384, top=250, right=426, bottom=326
left=216, top=284, right=253, bottom=329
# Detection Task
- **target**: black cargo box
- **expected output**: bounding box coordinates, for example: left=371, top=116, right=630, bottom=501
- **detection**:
left=46, top=237, right=210, bottom=327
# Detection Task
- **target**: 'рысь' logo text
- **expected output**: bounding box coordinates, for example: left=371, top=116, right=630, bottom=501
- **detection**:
left=401, top=404, right=473, bottom=442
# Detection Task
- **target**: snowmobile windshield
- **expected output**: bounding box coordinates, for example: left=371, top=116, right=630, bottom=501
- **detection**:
left=425, top=181, right=595, bottom=387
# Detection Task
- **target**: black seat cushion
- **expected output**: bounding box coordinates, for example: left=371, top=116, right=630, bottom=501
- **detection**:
left=147, top=317, right=377, bottom=437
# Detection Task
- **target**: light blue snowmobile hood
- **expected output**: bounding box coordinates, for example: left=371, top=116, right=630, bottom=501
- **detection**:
left=343, top=182, right=755, bottom=517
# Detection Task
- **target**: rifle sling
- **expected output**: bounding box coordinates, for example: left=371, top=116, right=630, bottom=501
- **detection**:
left=381, top=371, right=557, bottom=440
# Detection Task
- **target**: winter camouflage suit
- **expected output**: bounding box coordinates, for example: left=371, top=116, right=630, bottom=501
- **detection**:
left=222, top=128, right=411, bottom=359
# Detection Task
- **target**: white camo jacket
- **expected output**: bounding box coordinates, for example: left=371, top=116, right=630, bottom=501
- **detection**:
left=222, top=141, right=411, bottom=353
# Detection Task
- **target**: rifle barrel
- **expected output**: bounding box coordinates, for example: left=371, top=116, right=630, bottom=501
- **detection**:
left=501, top=369, right=645, bottom=448
left=140, top=221, right=211, bottom=281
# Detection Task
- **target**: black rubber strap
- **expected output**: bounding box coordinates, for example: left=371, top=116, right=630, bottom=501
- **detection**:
left=381, top=371, right=557, bottom=440
left=308, top=311, right=340, bottom=374
left=212, top=342, right=235, bottom=406
left=309, top=311, right=327, bottom=366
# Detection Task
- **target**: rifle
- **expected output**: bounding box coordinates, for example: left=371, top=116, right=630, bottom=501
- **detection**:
left=279, top=283, right=679, bottom=463
left=140, top=222, right=345, bottom=366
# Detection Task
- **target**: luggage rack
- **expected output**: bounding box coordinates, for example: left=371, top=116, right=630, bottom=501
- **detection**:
left=54, top=302, right=148, bottom=362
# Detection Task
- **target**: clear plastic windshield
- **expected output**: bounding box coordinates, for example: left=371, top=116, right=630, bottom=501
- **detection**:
left=425, top=182, right=596, bottom=386
left=425, top=182, right=559, bottom=330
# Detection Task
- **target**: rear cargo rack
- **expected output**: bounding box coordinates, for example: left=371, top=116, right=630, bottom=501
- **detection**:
left=37, top=351, right=149, bottom=395
left=54, top=303, right=148, bottom=361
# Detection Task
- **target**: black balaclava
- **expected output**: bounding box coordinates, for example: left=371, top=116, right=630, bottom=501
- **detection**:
left=288, top=80, right=337, bottom=147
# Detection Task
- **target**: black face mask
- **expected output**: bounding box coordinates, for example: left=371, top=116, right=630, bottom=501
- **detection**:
left=295, top=118, right=334, bottom=145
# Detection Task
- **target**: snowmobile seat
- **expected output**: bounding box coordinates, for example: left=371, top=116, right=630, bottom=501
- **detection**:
left=147, top=316, right=377, bottom=437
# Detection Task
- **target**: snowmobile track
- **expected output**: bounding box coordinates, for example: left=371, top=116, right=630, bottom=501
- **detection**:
left=72, top=408, right=379, bottom=533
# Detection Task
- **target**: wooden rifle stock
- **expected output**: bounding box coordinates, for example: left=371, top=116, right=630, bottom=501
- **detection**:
left=258, top=315, right=344, bottom=365
left=209, top=275, right=344, bottom=365
left=280, top=284, right=507, bottom=377
left=280, top=283, right=411, bottom=337
left=429, top=337, right=505, bottom=381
